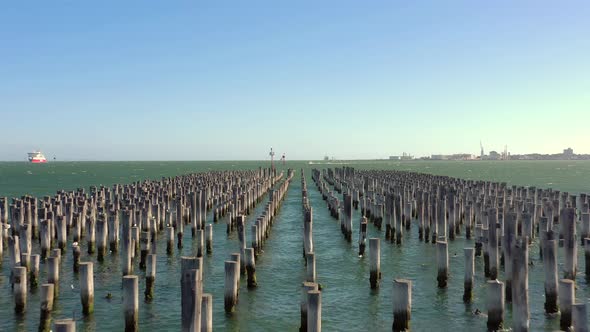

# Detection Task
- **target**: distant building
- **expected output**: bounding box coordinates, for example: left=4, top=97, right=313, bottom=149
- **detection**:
left=564, top=148, right=574, bottom=156
left=389, top=153, right=413, bottom=160
left=488, top=151, right=501, bottom=160
left=431, top=154, right=446, bottom=160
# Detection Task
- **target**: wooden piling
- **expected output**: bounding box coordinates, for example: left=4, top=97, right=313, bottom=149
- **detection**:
left=543, top=239, right=558, bottom=314
left=181, top=256, right=199, bottom=330
left=488, top=209, right=499, bottom=280
left=80, top=262, right=94, bottom=315
left=123, top=275, right=139, bottom=332
left=559, top=278, right=574, bottom=331
left=503, top=212, right=516, bottom=302
left=306, top=252, right=316, bottom=283
left=245, top=247, right=257, bottom=288
left=87, top=215, right=96, bottom=254
left=303, top=207, right=313, bottom=257
left=40, top=219, right=50, bottom=259
left=39, top=283, right=54, bottom=332
left=205, top=224, right=213, bottom=254
left=512, top=237, right=529, bottom=332
left=201, top=293, right=213, bottom=332
left=47, top=256, right=59, bottom=298
left=561, top=208, right=577, bottom=280
left=392, top=278, right=412, bottom=332
left=109, top=214, right=119, bottom=252
left=486, top=279, right=504, bottom=331
left=224, top=260, right=239, bottom=313
left=13, top=266, right=27, bottom=314
left=300, top=282, right=318, bottom=332
left=145, top=254, right=156, bottom=301
left=166, top=226, right=174, bottom=255
left=359, top=217, right=367, bottom=256
left=195, top=229, right=204, bottom=258
left=463, top=247, right=474, bottom=302
left=54, top=319, right=76, bottom=332
left=436, top=240, right=448, bottom=288
left=96, top=217, right=108, bottom=260
left=307, top=290, right=322, bottom=332
left=369, top=238, right=381, bottom=289
left=72, top=244, right=81, bottom=273
left=139, top=231, right=150, bottom=270
left=572, top=302, right=588, bottom=332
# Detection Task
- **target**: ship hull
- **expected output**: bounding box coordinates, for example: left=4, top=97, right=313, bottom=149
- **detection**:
left=30, top=158, right=47, bottom=163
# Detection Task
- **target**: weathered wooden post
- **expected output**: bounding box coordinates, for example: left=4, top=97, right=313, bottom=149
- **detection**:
left=581, top=213, right=590, bottom=245
left=96, top=217, right=108, bottom=261
left=188, top=269, right=203, bottom=332
left=205, top=224, right=213, bottom=254
left=145, top=254, right=156, bottom=301
left=392, top=278, right=412, bottom=332
left=488, top=209, right=499, bottom=280
left=503, top=212, right=516, bottom=302
left=307, top=290, right=322, bottom=332
left=436, top=240, right=448, bottom=288
left=572, top=302, right=588, bottom=332
left=543, top=239, right=559, bottom=314
left=194, top=229, right=205, bottom=257
left=306, top=252, right=316, bottom=283
left=486, top=279, right=505, bottom=331
left=512, top=237, right=529, bottom=332
left=224, top=260, right=239, bottom=313
left=559, top=278, right=574, bottom=331
left=201, top=293, right=213, bottom=332
left=230, top=253, right=242, bottom=290
left=39, top=283, right=55, bottom=331
left=72, top=244, right=81, bottom=273
left=245, top=247, right=257, bottom=288
left=343, top=193, right=353, bottom=241
left=54, top=319, right=76, bottom=332
left=251, top=223, right=259, bottom=256
left=13, top=266, right=27, bottom=313
left=463, top=247, right=474, bottom=302
left=300, top=282, right=318, bottom=331
left=303, top=207, right=313, bottom=257
left=123, top=275, right=139, bottom=332
left=166, top=226, right=174, bottom=255
left=561, top=208, right=577, bottom=280
left=56, top=215, right=67, bottom=250
left=109, top=214, right=119, bottom=252
left=122, top=237, right=133, bottom=276
left=40, top=219, right=50, bottom=259
left=87, top=215, right=96, bottom=254
left=30, top=254, right=40, bottom=288
left=180, top=256, right=199, bottom=330
left=47, top=256, right=60, bottom=298
left=237, top=216, right=246, bottom=274
left=79, top=262, right=94, bottom=315
left=369, top=238, right=381, bottom=289
left=359, top=217, right=367, bottom=256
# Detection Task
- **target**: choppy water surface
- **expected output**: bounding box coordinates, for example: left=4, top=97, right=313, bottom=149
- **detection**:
left=0, top=160, right=589, bottom=331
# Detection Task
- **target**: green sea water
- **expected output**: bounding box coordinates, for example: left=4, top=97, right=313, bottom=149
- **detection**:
left=0, top=160, right=589, bottom=331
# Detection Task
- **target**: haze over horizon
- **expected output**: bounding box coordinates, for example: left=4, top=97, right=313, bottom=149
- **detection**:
left=1, top=1, right=589, bottom=161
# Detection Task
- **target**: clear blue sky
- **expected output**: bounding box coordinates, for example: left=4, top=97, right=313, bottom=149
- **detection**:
left=1, top=1, right=589, bottom=160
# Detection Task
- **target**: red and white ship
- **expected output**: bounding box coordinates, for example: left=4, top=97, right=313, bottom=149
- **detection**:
left=28, top=151, right=47, bottom=163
